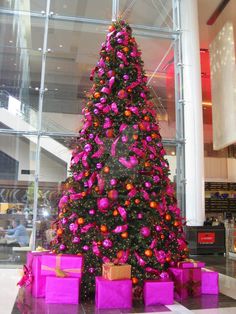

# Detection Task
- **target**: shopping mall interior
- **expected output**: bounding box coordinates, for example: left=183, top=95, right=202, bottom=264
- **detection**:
left=1, top=0, right=236, bottom=313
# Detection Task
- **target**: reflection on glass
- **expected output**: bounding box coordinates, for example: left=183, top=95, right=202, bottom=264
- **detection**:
left=0, top=1, right=46, bottom=13
left=0, top=134, right=37, bottom=264
left=119, top=0, right=173, bottom=29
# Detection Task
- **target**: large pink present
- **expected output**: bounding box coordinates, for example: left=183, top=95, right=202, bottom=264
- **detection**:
left=201, top=270, right=219, bottom=294
left=169, top=267, right=201, bottom=300
left=26, top=251, right=49, bottom=298
left=143, top=279, right=174, bottom=306
left=45, top=277, right=80, bottom=304
left=41, top=254, right=83, bottom=278
left=177, top=259, right=205, bottom=269
left=95, top=276, right=132, bottom=309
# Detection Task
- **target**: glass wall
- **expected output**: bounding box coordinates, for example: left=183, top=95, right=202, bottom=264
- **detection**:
left=0, top=0, right=183, bottom=264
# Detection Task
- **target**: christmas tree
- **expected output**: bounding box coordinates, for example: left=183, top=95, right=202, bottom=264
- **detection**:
left=51, top=20, right=188, bottom=299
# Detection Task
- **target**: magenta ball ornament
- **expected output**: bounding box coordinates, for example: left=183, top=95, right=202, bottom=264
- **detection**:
left=119, top=63, right=124, bottom=69
left=155, top=225, right=162, bottom=232
left=97, top=198, right=110, bottom=211
left=94, top=109, right=99, bottom=114
left=140, top=226, right=151, bottom=237
left=123, top=74, right=129, bottom=80
left=160, top=271, right=169, bottom=279
left=89, top=209, right=95, bottom=215
left=121, top=135, right=128, bottom=143
left=153, top=176, right=160, bottom=183
left=145, top=182, right=151, bottom=188
left=72, top=237, right=80, bottom=243
left=88, top=267, right=95, bottom=273
left=110, top=178, right=117, bottom=186
left=61, top=218, right=67, bottom=224
left=96, top=162, right=103, bottom=169
left=137, top=213, right=143, bottom=219
left=146, top=136, right=152, bottom=142
left=100, top=97, right=107, bottom=103
left=102, top=239, right=113, bottom=248
left=117, top=38, right=123, bottom=44
left=83, top=245, right=89, bottom=251
left=60, top=244, right=66, bottom=250
left=150, top=154, right=155, bottom=159
left=89, top=133, right=94, bottom=139
left=84, top=143, right=92, bottom=152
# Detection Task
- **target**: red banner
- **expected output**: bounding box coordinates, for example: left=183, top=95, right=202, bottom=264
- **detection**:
left=198, top=232, right=215, bottom=244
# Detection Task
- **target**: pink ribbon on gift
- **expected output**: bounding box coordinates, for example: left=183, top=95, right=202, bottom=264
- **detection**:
left=117, top=206, right=127, bottom=221
left=17, top=265, right=33, bottom=288
left=112, top=224, right=128, bottom=233
left=134, top=252, right=147, bottom=267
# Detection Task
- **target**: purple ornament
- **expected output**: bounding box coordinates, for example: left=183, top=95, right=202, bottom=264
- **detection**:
left=89, top=209, right=95, bottom=215
left=97, top=198, right=110, bottom=211
left=146, top=136, right=152, bottom=142
left=110, top=178, right=117, bottom=186
left=89, top=133, right=94, bottom=139
left=102, top=239, right=113, bottom=248
left=117, top=38, right=123, bottom=44
left=83, top=245, right=89, bottom=251
left=60, top=244, right=66, bottom=250
left=84, top=182, right=88, bottom=187
left=123, top=74, right=129, bottom=80
left=96, top=163, right=103, bottom=169
left=88, top=267, right=95, bottom=273
left=94, top=109, right=99, bottom=114
left=160, top=271, right=169, bottom=279
left=137, top=213, right=143, bottom=219
left=155, top=225, right=162, bottom=232
left=100, top=97, right=107, bottom=103
left=84, top=143, right=92, bottom=152
left=121, top=135, right=128, bottom=143
left=140, top=226, right=151, bottom=237
left=69, top=223, right=78, bottom=232
left=61, top=218, right=67, bottom=224
left=72, top=237, right=80, bottom=243
left=153, top=176, right=160, bottom=183
left=145, top=182, right=151, bottom=188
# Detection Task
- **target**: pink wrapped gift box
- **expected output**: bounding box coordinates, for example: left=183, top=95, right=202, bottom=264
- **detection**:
left=27, top=251, right=49, bottom=298
left=177, top=259, right=205, bottom=269
left=143, top=279, right=174, bottom=306
left=45, top=277, right=80, bottom=304
left=169, top=267, right=201, bottom=300
left=201, top=270, right=219, bottom=294
left=95, top=276, right=132, bottom=309
left=41, top=254, right=83, bottom=278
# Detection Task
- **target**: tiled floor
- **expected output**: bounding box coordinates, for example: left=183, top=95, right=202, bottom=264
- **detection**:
left=2, top=255, right=236, bottom=314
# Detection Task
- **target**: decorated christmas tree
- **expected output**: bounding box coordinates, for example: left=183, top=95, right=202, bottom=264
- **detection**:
left=51, top=19, right=188, bottom=299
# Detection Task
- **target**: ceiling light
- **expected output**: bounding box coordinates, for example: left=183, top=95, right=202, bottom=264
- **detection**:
left=171, top=151, right=175, bottom=156
left=57, top=66, right=61, bottom=70
left=9, top=40, right=13, bottom=43
left=59, top=44, right=63, bottom=48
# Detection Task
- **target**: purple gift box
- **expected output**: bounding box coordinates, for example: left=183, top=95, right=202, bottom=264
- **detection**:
left=143, top=279, right=174, bottom=306
left=201, top=270, right=219, bottom=294
left=27, top=251, right=48, bottom=298
left=169, top=267, right=201, bottom=300
left=95, top=276, right=132, bottom=309
left=177, top=260, right=205, bottom=269
left=41, top=254, right=83, bottom=278
left=45, top=277, right=80, bottom=304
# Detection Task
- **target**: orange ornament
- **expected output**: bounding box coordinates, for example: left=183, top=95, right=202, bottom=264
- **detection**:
left=144, top=161, right=151, bottom=168
left=121, top=232, right=128, bottom=239
left=139, top=122, right=146, bottom=131
left=135, top=199, right=141, bottom=205
left=127, top=88, right=132, bottom=93
left=100, top=80, right=104, bottom=84
left=165, top=214, right=171, bottom=221
left=123, top=47, right=129, bottom=53
left=106, top=129, right=113, bottom=138
left=160, top=234, right=165, bottom=239
left=126, top=183, right=134, bottom=191
left=144, top=115, right=150, bottom=121
left=63, top=208, right=67, bottom=213
left=124, top=110, right=131, bottom=117
left=95, top=186, right=99, bottom=192
left=84, top=171, right=90, bottom=177
left=81, top=191, right=86, bottom=197
left=144, top=249, right=153, bottom=257
left=77, top=217, right=85, bottom=225
left=57, top=229, right=63, bottom=236
left=100, top=225, right=108, bottom=233
left=132, top=277, right=139, bottom=285
left=113, top=209, right=119, bottom=216
left=151, top=133, right=158, bottom=139
left=103, top=166, right=110, bottom=174
left=125, top=200, right=131, bottom=206
left=133, top=134, right=138, bottom=140
left=149, top=201, right=157, bottom=209
left=94, top=92, right=100, bottom=99
left=94, top=121, right=99, bottom=127
left=97, top=241, right=102, bottom=246
left=106, top=56, right=110, bottom=61
left=59, top=212, right=64, bottom=219
left=77, top=253, right=82, bottom=256
left=166, top=257, right=171, bottom=262
left=173, top=220, right=179, bottom=227
left=108, top=25, right=115, bottom=32
left=117, top=250, right=123, bottom=259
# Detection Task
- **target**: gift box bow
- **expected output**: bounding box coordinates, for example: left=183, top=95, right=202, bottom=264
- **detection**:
left=174, top=269, right=201, bottom=297
left=41, top=254, right=82, bottom=278
left=177, top=258, right=203, bottom=268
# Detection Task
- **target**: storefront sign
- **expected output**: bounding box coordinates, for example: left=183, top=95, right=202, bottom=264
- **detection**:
left=198, top=232, right=215, bottom=244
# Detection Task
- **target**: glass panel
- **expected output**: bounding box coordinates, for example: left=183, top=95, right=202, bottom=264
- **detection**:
left=0, top=0, right=46, bottom=13
left=36, top=135, right=70, bottom=249
left=43, top=21, right=108, bottom=133
left=0, top=13, right=45, bottom=50
left=119, top=0, right=173, bottom=29
left=164, top=145, right=176, bottom=182
left=0, top=47, right=42, bottom=131
left=50, top=0, right=112, bottom=20
left=0, top=134, right=37, bottom=265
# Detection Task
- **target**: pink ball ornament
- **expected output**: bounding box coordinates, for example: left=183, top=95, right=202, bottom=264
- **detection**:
left=102, top=239, right=113, bottom=248
left=149, top=154, right=155, bottom=160
left=123, top=74, right=129, bottom=80
left=140, top=226, right=151, bottom=237
left=145, top=182, right=151, bottom=188
left=160, top=271, right=169, bottom=279
left=100, top=97, right=107, bottom=103
left=140, top=92, right=146, bottom=98
left=121, top=135, right=128, bottom=143
left=119, top=63, right=124, bottom=69
left=89, top=133, right=94, bottom=139
left=110, top=178, right=117, bottom=186
left=146, top=136, right=152, bottom=142
left=72, top=237, right=80, bottom=243
left=61, top=218, right=67, bottom=225
left=96, top=162, right=103, bottom=169
left=94, top=109, right=99, bottom=114
left=60, top=244, right=66, bottom=250
left=117, top=38, right=123, bottom=44
left=88, top=267, right=95, bottom=273
left=153, top=176, right=160, bottom=183
left=97, top=198, right=110, bottom=211
left=83, top=245, right=89, bottom=251
left=137, top=213, right=143, bottom=219
left=155, top=225, right=162, bottom=232
left=84, top=144, right=92, bottom=152
left=89, top=209, right=95, bottom=215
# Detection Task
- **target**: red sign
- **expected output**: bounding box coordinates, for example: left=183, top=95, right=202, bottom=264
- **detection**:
left=198, top=232, right=215, bottom=244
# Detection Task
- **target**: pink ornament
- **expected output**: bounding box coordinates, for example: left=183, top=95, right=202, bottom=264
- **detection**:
left=160, top=271, right=169, bottom=279
left=69, top=223, right=78, bottom=232
left=62, top=218, right=67, bottom=224
left=121, top=135, right=128, bottom=143
left=102, top=239, right=113, bottom=248
left=88, top=268, right=95, bottom=273
left=145, top=182, right=151, bottom=188
left=97, top=198, right=110, bottom=211
left=60, top=244, right=66, bottom=250
left=94, top=109, right=99, bottom=114
left=146, top=136, right=152, bottom=142
left=84, top=143, right=92, bottom=152
left=89, top=133, right=94, bottom=139
left=140, top=92, right=146, bottom=99
left=110, top=178, right=117, bottom=186
left=89, top=209, right=95, bottom=215
left=119, top=63, right=124, bottom=69
left=100, top=97, right=107, bottom=103
left=123, top=74, right=129, bottom=80
left=72, top=237, right=80, bottom=243
left=137, top=213, right=143, bottom=219
left=108, top=189, right=118, bottom=200
left=96, top=162, right=103, bottom=169
left=153, top=176, right=160, bottom=183
left=117, top=38, right=123, bottom=44
left=149, top=154, right=155, bottom=159
left=155, top=225, right=162, bottom=232
left=58, top=195, right=68, bottom=209
left=83, top=245, right=89, bottom=251
left=140, top=226, right=151, bottom=237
